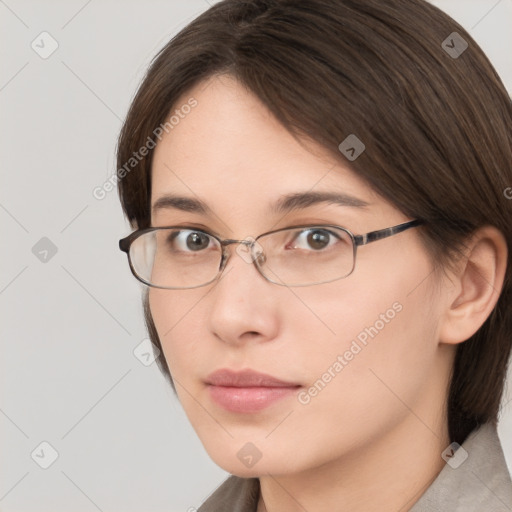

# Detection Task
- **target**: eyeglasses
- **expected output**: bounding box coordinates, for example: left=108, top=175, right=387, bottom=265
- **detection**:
left=118, top=219, right=424, bottom=289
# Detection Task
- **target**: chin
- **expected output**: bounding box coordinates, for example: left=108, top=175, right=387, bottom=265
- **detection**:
left=202, top=439, right=304, bottom=478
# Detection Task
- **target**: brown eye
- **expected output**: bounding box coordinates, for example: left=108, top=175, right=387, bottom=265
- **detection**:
left=169, top=230, right=212, bottom=252
left=291, top=228, right=338, bottom=251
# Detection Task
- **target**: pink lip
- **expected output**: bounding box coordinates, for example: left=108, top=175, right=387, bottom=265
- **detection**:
left=205, top=369, right=301, bottom=413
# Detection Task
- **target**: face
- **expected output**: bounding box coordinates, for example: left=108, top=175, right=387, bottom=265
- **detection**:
left=149, top=74, right=452, bottom=478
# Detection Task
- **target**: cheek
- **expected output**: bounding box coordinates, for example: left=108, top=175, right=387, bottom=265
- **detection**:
left=148, top=288, right=206, bottom=379
left=290, top=284, right=437, bottom=404
left=289, top=247, right=440, bottom=434
left=265, top=277, right=438, bottom=471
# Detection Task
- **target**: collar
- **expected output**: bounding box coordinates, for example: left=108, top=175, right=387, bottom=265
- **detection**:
left=410, top=422, right=512, bottom=511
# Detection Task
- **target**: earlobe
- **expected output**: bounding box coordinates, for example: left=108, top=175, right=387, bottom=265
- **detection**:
left=438, top=226, right=508, bottom=345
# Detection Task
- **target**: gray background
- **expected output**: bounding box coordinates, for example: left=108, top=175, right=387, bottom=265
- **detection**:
left=1, top=1, right=511, bottom=510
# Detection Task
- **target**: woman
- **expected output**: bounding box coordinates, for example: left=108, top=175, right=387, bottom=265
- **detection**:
left=116, top=0, right=512, bottom=510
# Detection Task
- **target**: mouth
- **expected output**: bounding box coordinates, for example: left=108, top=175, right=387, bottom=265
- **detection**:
left=204, top=369, right=302, bottom=413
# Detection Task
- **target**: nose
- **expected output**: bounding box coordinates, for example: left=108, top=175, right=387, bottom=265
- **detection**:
left=207, top=242, right=280, bottom=347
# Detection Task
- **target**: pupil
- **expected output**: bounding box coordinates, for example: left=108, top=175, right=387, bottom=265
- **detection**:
left=308, top=230, right=329, bottom=250
left=187, top=232, right=209, bottom=250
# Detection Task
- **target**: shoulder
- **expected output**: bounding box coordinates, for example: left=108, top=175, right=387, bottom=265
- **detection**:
left=411, top=422, right=512, bottom=511
left=198, top=475, right=260, bottom=512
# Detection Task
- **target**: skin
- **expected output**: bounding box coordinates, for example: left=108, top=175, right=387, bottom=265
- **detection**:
left=148, top=74, right=507, bottom=512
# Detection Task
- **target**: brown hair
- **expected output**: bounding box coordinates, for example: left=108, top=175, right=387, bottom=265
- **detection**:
left=116, top=0, right=512, bottom=445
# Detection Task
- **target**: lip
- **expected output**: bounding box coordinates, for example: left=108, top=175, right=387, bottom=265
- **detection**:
left=205, top=369, right=301, bottom=413
left=205, top=369, right=299, bottom=387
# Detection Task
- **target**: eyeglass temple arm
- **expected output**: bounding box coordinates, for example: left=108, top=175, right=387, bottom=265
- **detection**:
left=353, top=219, right=424, bottom=247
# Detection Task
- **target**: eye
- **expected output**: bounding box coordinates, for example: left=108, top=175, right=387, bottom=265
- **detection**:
left=168, top=229, right=214, bottom=252
left=288, top=228, right=341, bottom=251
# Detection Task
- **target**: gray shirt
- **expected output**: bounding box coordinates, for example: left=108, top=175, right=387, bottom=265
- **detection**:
left=198, top=422, right=512, bottom=511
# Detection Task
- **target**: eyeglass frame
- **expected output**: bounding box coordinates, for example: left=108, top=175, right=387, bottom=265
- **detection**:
left=118, top=218, right=424, bottom=289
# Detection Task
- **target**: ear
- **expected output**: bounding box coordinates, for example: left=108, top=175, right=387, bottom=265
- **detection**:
left=438, top=226, right=508, bottom=345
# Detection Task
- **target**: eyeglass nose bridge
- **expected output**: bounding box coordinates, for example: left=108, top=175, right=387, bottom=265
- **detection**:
left=217, top=237, right=267, bottom=273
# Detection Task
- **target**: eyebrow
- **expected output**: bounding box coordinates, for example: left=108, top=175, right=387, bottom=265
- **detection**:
left=151, top=191, right=370, bottom=216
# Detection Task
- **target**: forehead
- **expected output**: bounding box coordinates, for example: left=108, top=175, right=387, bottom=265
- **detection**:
left=150, top=75, right=383, bottom=227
